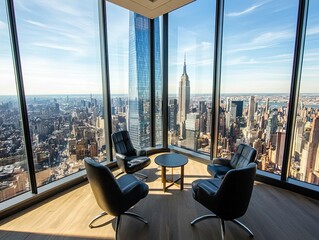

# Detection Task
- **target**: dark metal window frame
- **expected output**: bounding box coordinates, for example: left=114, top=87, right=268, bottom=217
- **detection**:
left=6, top=0, right=37, bottom=194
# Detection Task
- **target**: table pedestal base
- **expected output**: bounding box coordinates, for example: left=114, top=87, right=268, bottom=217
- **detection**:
left=161, top=165, right=185, bottom=192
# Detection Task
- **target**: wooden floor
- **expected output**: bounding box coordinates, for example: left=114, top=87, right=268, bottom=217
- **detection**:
left=1, top=153, right=319, bottom=240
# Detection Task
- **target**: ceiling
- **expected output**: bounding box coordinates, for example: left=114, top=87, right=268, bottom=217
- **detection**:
left=108, top=0, right=195, bottom=19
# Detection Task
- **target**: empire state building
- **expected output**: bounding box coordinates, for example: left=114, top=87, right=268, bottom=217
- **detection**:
left=178, top=56, right=190, bottom=138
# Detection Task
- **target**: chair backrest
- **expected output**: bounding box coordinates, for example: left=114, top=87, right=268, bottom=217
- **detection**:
left=111, top=130, right=136, bottom=157
left=230, top=144, right=257, bottom=169
left=213, top=163, right=257, bottom=220
left=84, top=158, right=123, bottom=216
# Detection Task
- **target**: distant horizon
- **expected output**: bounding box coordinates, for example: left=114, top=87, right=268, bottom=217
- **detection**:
left=1, top=92, right=319, bottom=97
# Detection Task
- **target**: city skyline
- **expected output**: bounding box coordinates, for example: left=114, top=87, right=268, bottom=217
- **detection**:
left=0, top=0, right=318, bottom=95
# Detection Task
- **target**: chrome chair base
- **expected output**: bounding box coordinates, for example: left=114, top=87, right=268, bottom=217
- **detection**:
left=191, top=214, right=254, bottom=240
left=89, top=211, right=108, bottom=228
left=89, top=211, right=148, bottom=240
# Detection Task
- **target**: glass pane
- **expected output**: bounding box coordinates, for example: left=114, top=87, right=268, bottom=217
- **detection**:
left=155, top=16, right=163, bottom=146
left=0, top=0, right=30, bottom=202
left=14, top=0, right=104, bottom=187
left=128, top=12, right=152, bottom=149
left=108, top=2, right=153, bottom=150
left=107, top=2, right=129, bottom=139
left=168, top=0, right=215, bottom=155
left=290, top=0, right=319, bottom=186
left=219, top=0, right=298, bottom=175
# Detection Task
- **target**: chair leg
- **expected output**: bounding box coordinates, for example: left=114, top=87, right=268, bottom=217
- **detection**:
left=231, top=219, right=254, bottom=237
left=88, top=212, right=108, bottom=228
left=115, top=215, right=121, bottom=240
left=190, top=214, right=218, bottom=225
left=220, top=219, right=226, bottom=240
left=123, top=211, right=148, bottom=224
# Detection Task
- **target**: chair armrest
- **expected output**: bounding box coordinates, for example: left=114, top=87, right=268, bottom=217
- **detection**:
left=115, top=153, right=127, bottom=161
left=197, top=182, right=218, bottom=197
left=121, top=181, right=141, bottom=195
left=115, top=153, right=128, bottom=171
left=212, top=158, right=231, bottom=166
left=136, top=149, right=147, bottom=157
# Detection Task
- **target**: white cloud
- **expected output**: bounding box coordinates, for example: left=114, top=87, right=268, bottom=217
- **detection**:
left=183, top=41, right=212, bottom=53
left=226, top=44, right=270, bottom=54
left=20, top=57, right=102, bottom=95
left=225, top=29, right=294, bottom=55
left=0, top=20, right=5, bottom=29
left=0, top=58, right=18, bottom=95
left=224, top=54, right=293, bottom=66
left=221, top=71, right=292, bottom=93
left=32, top=42, right=85, bottom=56
left=24, top=19, right=48, bottom=28
left=306, top=27, right=319, bottom=36
left=251, top=31, right=293, bottom=45
left=227, top=2, right=267, bottom=17
left=34, top=0, right=85, bottom=17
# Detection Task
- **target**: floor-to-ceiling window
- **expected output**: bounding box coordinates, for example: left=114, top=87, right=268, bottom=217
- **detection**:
left=107, top=2, right=160, bottom=150
left=14, top=0, right=104, bottom=187
left=107, top=2, right=129, bottom=144
left=290, top=0, right=319, bottom=186
left=168, top=0, right=215, bottom=155
left=0, top=0, right=30, bottom=202
left=155, top=16, right=163, bottom=147
left=219, top=0, right=299, bottom=176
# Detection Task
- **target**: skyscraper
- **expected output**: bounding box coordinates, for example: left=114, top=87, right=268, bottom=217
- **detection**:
left=302, top=116, right=319, bottom=181
left=128, top=13, right=160, bottom=149
left=248, top=96, right=256, bottom=128
left=177, top=56, right=190, bottom=138
left=232, top=100, right=243, bottom=117
left=168, top=99, right=178, bottom=131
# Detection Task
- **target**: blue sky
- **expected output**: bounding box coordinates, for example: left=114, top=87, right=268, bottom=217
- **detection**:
left=0, top=0, right=318, bottom=95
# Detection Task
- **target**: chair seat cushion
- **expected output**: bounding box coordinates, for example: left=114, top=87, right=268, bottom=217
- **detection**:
left=207, top=164, right=231, bottom=178
left=117, top=174, right=149, bottom=199
left=192, top=178, right=222, bottom=200
left=125, top=156, right=151, bottom=174
left=116, top=173, right=149, bottom=213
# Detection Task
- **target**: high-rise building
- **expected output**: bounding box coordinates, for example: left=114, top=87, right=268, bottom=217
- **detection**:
left=248, top=96, right=256, bottom=127
left=206, top=107, right=212, bottom=134
left=168, top=99, right=178, bottom=131
left=266, top=110, right=278, bottom=146
left=177, top=56, right=190, bottom=138
left=265, top=97, right=270, bottom=112
left=302, top=116, right=319, bottom=181
left=232, top=100, right=243, bottom=117
left=199, top=101, right=207, bottom=114
left=128, top=12, right=160, bottom=149
left=185, top=113, right=200, bottom=150
left=275, top=130, right=286, bottom=168
left=154, top=17, right=162, bottom=145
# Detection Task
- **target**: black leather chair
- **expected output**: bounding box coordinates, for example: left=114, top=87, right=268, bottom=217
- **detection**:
left=111, top=130, right=151, bottom=179
left=84, top=158, right=149, bottom=240
left=191, top=163, right=257, bottom=240
left=207, top=143, right=257, bottom=178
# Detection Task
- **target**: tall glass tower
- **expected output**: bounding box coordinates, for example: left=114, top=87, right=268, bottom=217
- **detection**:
left=128, top=12, right=160, bottom=149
